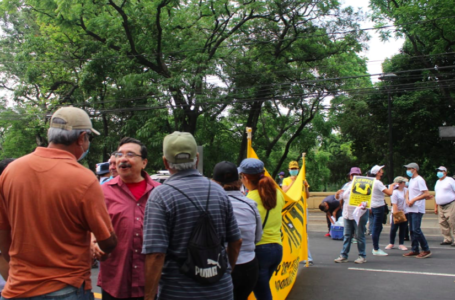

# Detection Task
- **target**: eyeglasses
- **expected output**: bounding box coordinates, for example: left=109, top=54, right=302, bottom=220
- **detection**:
left=82, top=132, right=94, bottom=142
left=114, top=152, right=143, bottom=159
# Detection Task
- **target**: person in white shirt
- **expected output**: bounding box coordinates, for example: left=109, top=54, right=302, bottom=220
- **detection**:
left=369, top=165, right=397, bottom=256
left=434, top=166, right=455, bottom=246
left=385, top=176, right=409, bottom=251
left=333, top=167, right=368, bottom=264
left=403, top=162, right=431, bottom=258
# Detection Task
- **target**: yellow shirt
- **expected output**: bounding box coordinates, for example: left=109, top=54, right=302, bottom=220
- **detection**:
left=282, top=177, right=293, bottom=188
left=282, top=177, right=309, bottom=208
left=247, top=189, right=285, bottom=245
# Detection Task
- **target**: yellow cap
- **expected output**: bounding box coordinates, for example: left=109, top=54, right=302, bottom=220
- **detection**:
left=289, top=161, right=299, bottom=168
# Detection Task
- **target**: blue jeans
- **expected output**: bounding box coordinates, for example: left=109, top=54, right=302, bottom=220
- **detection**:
left=408, top=212, right=430, bottom=253
left=306, top=208, right=313, bottom=262
left=1, top=284, right=93, bottom=300
left=368, top=211, right=372, bottom=233
left=340, top=212, right=368, bottom=259
left=390, top=218, right=407, bottom=245
left=371, top=206, right=385, bottom=250
left=253, top=243, right=283, bottom=300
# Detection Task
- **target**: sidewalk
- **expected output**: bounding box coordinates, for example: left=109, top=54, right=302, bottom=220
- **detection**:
left=307, top=209, right=441, bottom=235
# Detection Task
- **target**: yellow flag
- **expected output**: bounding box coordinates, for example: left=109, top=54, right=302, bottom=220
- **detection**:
left=247, top=145, right=307, bottom=300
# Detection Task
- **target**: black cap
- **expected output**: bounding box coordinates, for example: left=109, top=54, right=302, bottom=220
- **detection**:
left=213, top=161, right=239, bottom=184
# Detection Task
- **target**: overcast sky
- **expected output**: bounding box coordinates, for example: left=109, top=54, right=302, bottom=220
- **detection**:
left=342, top=0, right=404, bottom=81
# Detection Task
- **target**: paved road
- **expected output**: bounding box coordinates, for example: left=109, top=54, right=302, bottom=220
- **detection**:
left=90, top=230, right=455, bottom=299
left=288, top=231, right=455, bottom=300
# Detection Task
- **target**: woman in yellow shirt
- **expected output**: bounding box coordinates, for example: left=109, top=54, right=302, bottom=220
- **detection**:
left=238, top=158, right=285, bottom=300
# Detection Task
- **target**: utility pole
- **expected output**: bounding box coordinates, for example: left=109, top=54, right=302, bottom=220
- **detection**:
left=379, top=73, right=397, bottom=183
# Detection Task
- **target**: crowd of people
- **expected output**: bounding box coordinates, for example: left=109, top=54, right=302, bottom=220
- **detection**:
left=0, top=106, right=308, bottom=300
left=320, top=163, right=455, bottom=263
left=1, top=106, right=453, bottom=300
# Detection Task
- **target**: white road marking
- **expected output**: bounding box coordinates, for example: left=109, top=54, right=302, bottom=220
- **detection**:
left=426, top=246, right=455, bottom=250
left=349, top=267, right=455, bottom=277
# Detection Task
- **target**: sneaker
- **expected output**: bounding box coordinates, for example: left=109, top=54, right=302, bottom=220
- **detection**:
left=334, top=256, right=348, bottom=263
left=416, top=251, right=432, bottom=259
left=325, top=233, right=331, bottom=237
left=440, top=241, right=451, bottom=245
left=351, top=238, right=358, bottom=244
left=398, top=245, right=408, bottom=251
left=403, top=251, right=419, bottom=257
left=372, top=249, right=388, bottom=256
left=308, top=261, right=314, bottom=266
left=385, top=244, right=394, bottom=250
left=354, top=256, right=367, bottom=264
left=404, top=237, right=410, bottom=241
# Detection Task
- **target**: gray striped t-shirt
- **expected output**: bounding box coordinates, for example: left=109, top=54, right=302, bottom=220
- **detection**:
left=142, top=169, right=241, bottom=300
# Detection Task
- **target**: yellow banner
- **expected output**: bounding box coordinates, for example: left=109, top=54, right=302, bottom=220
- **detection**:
left=348, top=176, right=374, bottom=208
left=247, top=146, right=307, bottom=300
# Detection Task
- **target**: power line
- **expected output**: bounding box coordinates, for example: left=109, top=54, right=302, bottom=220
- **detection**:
left=0, top=14, right=454, bottom=65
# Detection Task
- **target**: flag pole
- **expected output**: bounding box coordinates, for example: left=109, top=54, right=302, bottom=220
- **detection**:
left=246, top=127, right=252, bottom=158
left=301, top=153, right=309, bottom=267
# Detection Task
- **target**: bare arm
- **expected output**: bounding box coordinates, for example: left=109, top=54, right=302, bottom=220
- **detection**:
left=96, top=232, right=118, bottom=256
left=434, top=198, right=438, bottom=214
left=227, top=239, right=242, bottom=271
left=335, top=190, right=344, bottom=201
left=382, top=183, right=398, bottom=196
left=304, top=180, right=310, bottom=198
left=144, top=253, right=165, bottom=300
left=0, top=229, right=11, bottom=262
left=410, top=190, right=430, bottom=204
left=332, top=205, right=341, bottom=219
left=405, top=190, right=410, bottom=206
left=392, top=203, right=399, bottom=213
left=327, top=211, right=335, bottom=225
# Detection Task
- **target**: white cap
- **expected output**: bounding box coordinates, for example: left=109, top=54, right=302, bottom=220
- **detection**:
left=436, top=166, right=447, bottom=172
left=370, top=165, right=385, bottom=175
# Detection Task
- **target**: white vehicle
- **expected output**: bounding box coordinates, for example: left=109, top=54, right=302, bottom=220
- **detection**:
left=150, top=170, right=170, bottom=183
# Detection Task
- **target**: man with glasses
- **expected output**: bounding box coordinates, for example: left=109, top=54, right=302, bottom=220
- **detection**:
left=95, top=137, right=160, bottom=300
left=0, top=107, right=117, bottom=300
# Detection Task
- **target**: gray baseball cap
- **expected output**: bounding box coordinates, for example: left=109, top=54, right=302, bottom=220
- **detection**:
left=404, top=163, right=419, bottom=171
left=436, top=166, right=447, bottom=172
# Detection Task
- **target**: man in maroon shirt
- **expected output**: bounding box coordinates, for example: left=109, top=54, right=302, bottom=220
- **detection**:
left=95, top=137, right=160, bottom=300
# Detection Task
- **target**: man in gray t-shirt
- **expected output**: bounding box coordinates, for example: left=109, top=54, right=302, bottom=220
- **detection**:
left=142, top=132, right=242, bottom=300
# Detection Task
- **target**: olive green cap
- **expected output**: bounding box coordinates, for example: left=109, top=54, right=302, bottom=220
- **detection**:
left=163, top=131, right=197, bottom=163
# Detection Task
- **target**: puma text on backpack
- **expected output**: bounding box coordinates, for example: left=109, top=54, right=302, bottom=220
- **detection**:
left=165, top=181, right=227, bottom=284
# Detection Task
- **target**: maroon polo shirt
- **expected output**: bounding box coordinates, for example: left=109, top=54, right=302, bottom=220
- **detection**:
left=97, top=171, right=160, bottom=298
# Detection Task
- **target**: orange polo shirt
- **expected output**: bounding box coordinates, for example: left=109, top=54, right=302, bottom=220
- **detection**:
left=0, top=147, right=114, bottom=298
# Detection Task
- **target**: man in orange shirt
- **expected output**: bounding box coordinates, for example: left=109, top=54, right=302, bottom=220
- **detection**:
left=0, top=107, right=117, bottom=300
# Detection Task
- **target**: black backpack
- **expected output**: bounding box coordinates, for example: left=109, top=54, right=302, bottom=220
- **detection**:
left=164, top=181, right=227, bottom=284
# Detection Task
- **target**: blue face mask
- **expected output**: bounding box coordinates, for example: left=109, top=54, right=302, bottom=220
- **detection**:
left=406, top=170, right=413, bottom=177
left=78, top=144, right=90, bottom=161
left=289, top=170, right=299, bottom=176
left=437, top=172, right=444, bottom=179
